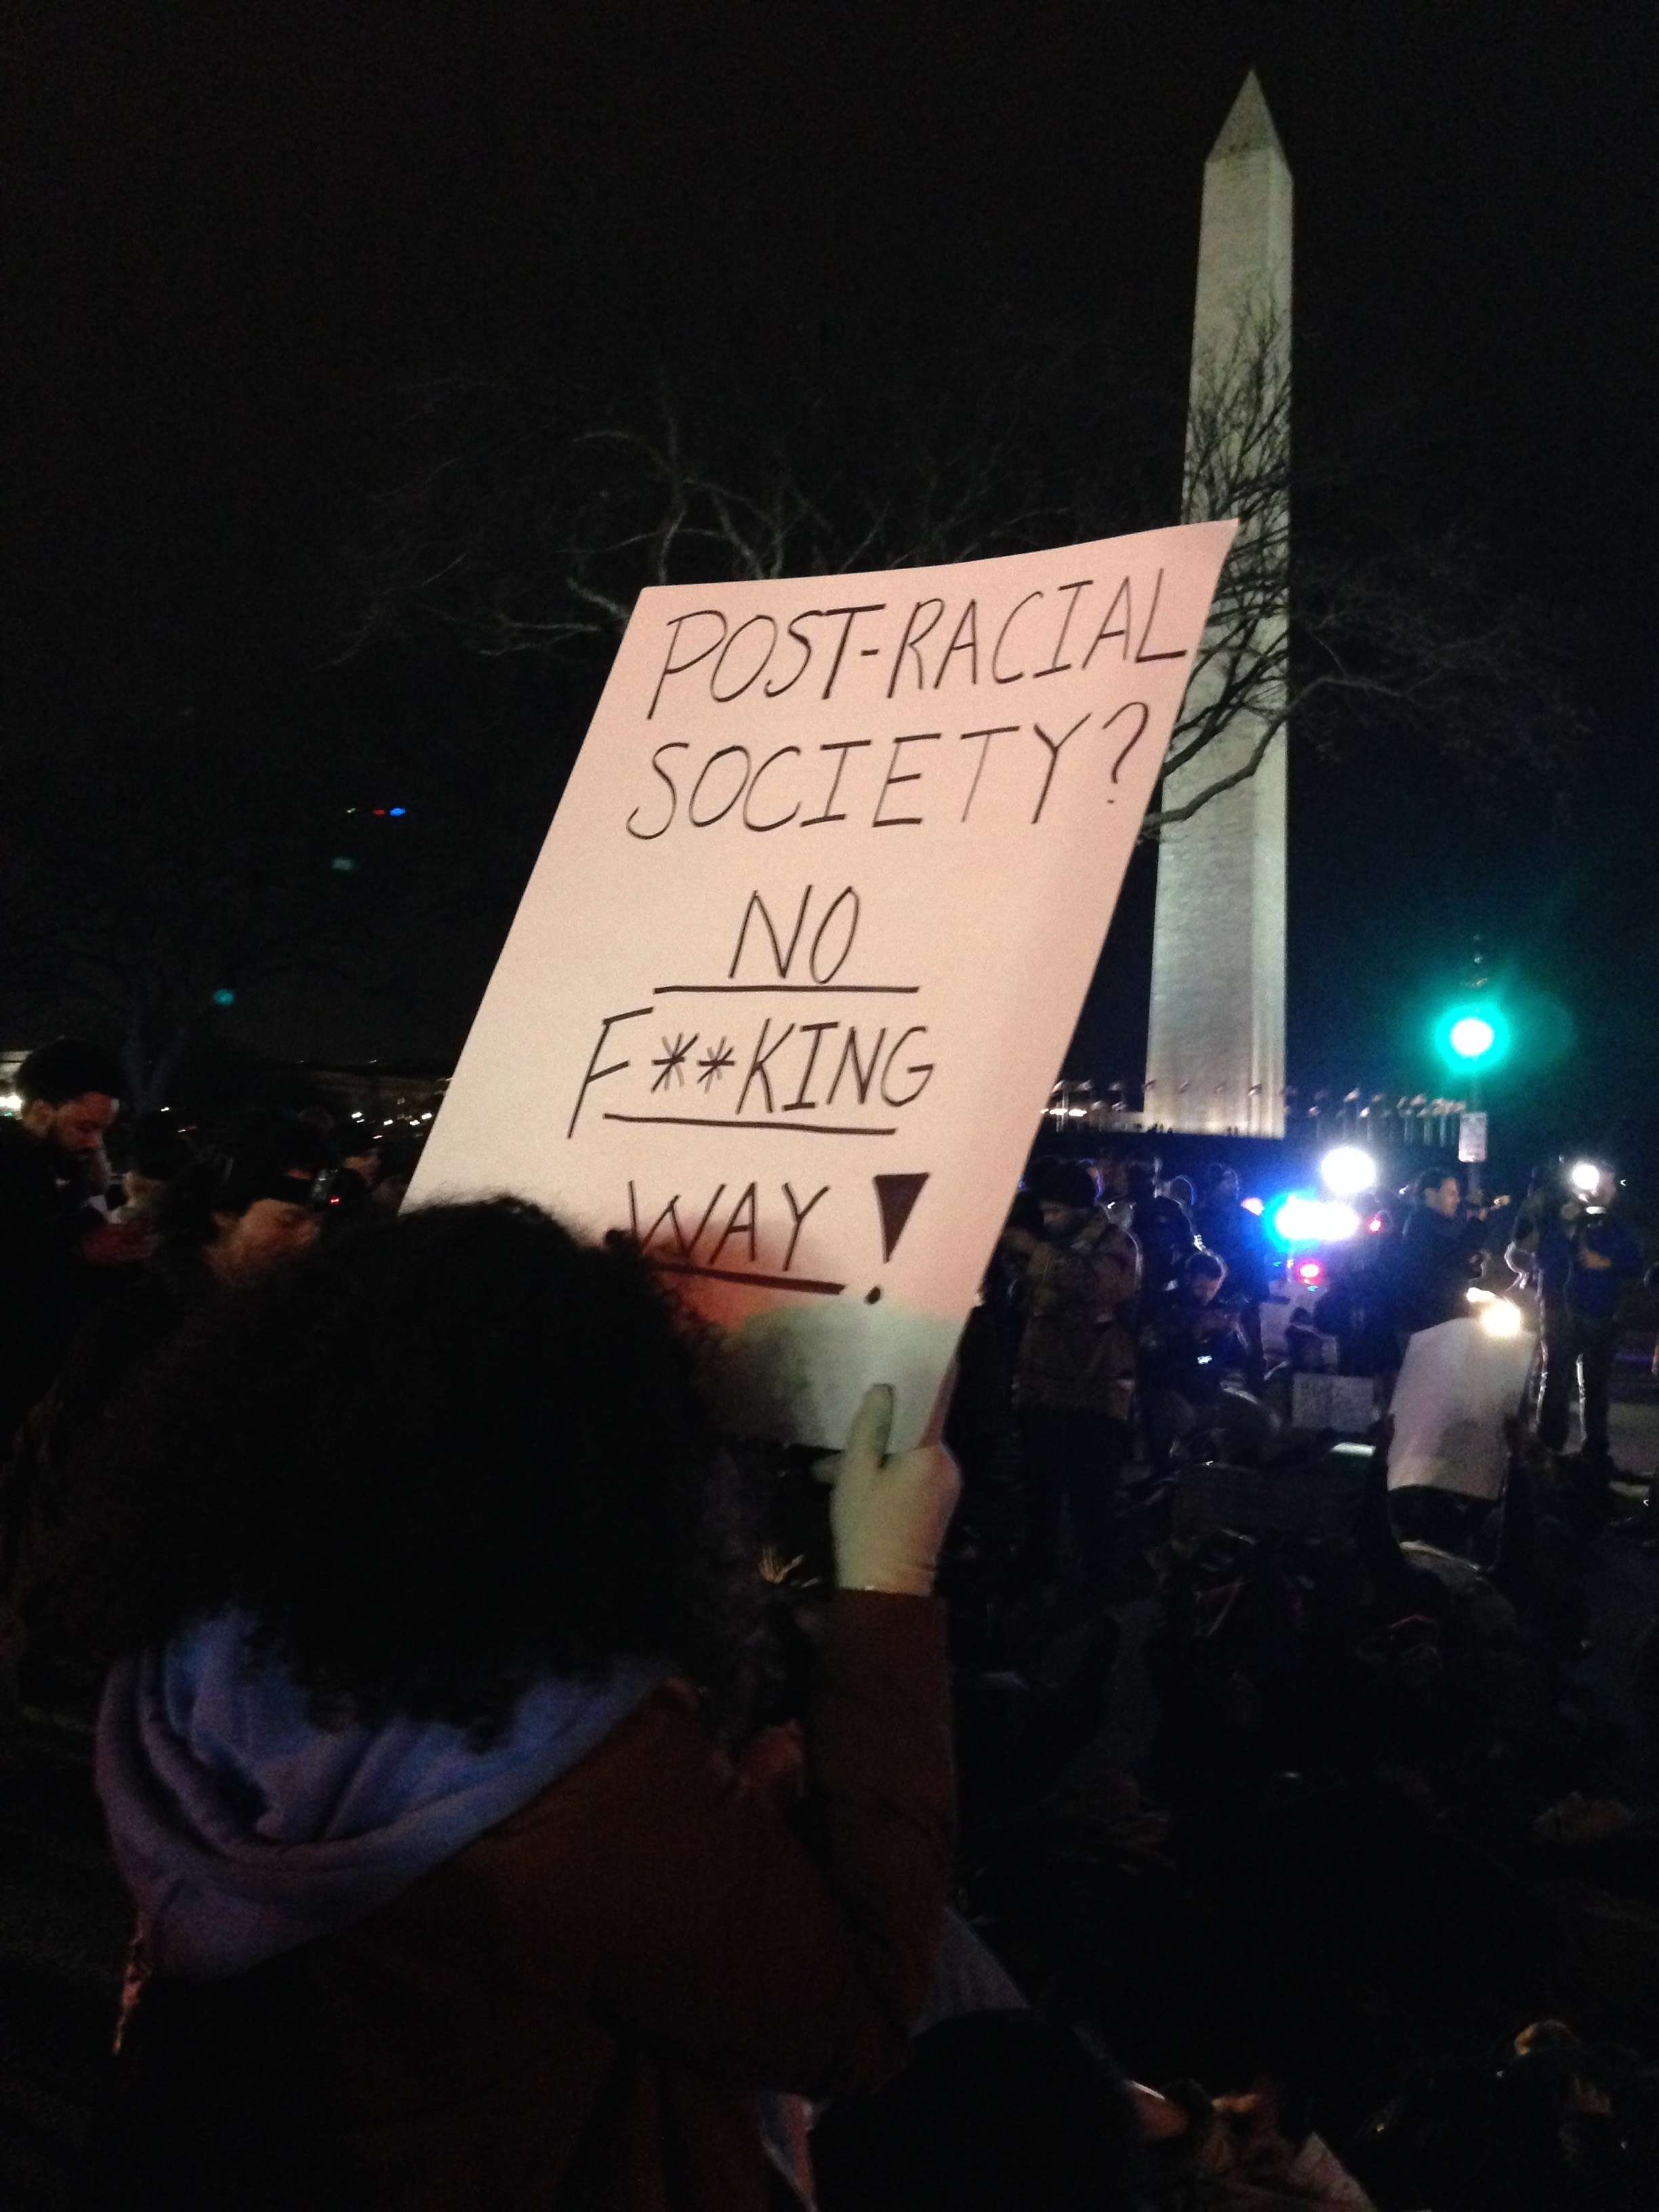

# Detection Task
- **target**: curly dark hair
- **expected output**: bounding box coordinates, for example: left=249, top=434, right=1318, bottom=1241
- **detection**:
left=79, top=1199, right=731, bottom=1742
left=18, top=1036, right=125, bottom=1106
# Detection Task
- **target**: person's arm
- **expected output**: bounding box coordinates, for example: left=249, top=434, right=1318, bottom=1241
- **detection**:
left=521, top=1592, right=953, bottom=2097
left=495, top=1389, right=958, bottom=2099
left=1504, top=1235, right=1534, bottom=1277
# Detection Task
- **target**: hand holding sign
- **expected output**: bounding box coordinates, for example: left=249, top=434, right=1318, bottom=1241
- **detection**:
left=825, top=1383, right=962, bottom=1597
left=411, top=523, right=1235, bottom=1446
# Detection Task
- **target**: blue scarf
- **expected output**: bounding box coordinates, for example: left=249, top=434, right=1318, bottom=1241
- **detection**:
left=97, top=1610, right=665, bottom=1980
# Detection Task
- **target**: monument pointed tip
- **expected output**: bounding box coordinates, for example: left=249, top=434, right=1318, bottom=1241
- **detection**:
left=1210, top=70, right=1286, bottom=165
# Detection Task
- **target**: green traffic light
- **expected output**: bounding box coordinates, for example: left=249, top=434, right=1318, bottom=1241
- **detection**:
left=1450, top=1016, right=1494, bottom=1059
left=1434, top=1000, right=1509, bottom=1073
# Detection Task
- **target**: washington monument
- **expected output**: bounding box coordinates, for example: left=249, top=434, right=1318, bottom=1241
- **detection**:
left=1145, top=73, right=1290, bottom=1136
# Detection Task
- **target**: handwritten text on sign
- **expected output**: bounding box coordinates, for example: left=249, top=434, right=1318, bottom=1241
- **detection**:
left=411, top=525, right=1235, bottom=1447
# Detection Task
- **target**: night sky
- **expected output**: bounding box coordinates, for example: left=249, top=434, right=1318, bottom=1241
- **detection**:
left=8, top=3, right=1656, bottom=1170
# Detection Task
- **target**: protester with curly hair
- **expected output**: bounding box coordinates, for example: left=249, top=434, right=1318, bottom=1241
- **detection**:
left=81, top=1198, right=958, bottom=2211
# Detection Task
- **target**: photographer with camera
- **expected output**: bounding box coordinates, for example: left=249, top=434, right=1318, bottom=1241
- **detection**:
left=1508, top=1161, right=1641, bottom=1475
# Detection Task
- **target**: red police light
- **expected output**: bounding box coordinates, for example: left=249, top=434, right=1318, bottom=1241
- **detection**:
left=1368, top=1214, right=1385, bottom=1234
left=1295, top=1258, right=1324, bottom=1287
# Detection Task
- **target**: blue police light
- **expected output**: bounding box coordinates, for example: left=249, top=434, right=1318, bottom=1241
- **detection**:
left=388, top=806, right=407, bottom=818
left=1269, top=1193, right=1361, bottom=1249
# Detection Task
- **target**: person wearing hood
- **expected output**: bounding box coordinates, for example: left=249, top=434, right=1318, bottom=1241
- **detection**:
left=77, top=1197, right=958, bottom=2210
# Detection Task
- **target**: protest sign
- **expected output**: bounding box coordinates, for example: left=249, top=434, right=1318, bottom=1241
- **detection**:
left=1386, top=1315, right=1536, bottom=1502
left=1290, top=1372, right=1378, bottom=1436
left=411, top=523, right=1235, bottom=1448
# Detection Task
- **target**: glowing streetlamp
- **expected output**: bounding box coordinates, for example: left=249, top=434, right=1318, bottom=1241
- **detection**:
left=1319, top=1145, right=1377, bottom=1200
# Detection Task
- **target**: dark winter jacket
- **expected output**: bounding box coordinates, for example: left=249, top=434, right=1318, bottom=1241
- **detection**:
left=1191, top=1195, right=1271, bottom=1303
left=1397, top=1206, right=1484, bottom=1334
left=0, top=1116, right=87, bottom=1450
left=1015, top=1210, right=1141, bottom=1418
left=91, top=1593, right=953, bottom=2210
left=0, top=1255, right=208, bottom=1675
left=1534, top=1212, right=1642, bottom=1322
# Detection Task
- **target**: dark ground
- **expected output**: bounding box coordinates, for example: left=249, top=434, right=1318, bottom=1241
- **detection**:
left=3, top=1373, right=1658, bottom=2209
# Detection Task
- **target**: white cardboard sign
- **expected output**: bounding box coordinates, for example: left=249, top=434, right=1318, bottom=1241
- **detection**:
left=1387, top=1315, right=1536, bottom=1502
left=411, top=523, right=1235, bottom=1448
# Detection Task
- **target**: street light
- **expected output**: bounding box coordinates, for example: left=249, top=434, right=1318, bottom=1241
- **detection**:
left=1319, top=1145, right=1377, bottom=1200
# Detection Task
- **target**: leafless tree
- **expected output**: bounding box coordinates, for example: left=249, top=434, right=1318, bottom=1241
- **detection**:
left=1156, top=302, right=1577, bottom=830
left=341, top=310, right=1580, bottom=834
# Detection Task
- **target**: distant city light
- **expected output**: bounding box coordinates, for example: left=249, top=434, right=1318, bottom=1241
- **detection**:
left=331, top=855, right=355, bottom=872
left=388, top=805, right=407, bottom=818
left=1319, top=1145, right=1377, bottom=1200
left=212, top=987, right=236, bottom=1008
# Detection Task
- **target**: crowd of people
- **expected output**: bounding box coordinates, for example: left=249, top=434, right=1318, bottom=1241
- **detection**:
left=3, top=1036, right=1659, bottom=2208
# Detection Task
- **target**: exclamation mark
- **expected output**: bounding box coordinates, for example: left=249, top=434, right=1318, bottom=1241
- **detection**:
left=866, top=1173, right=929, bottom=1302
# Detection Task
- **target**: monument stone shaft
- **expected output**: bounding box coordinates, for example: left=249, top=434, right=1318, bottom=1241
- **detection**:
left=1145, top=73, right=1290, bottom=1137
